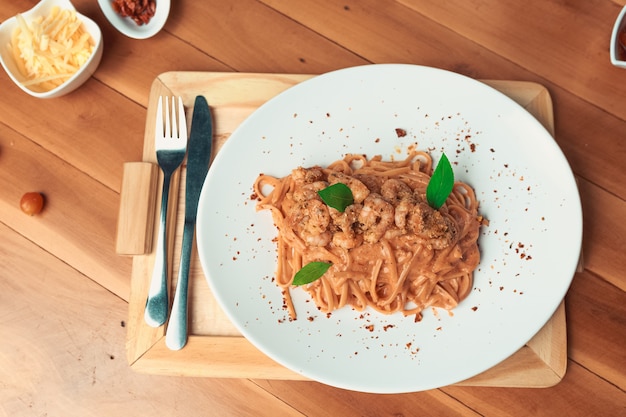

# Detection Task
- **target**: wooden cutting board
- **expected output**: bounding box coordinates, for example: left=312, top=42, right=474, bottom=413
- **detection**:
left=118, top=72, right=569, bottom=387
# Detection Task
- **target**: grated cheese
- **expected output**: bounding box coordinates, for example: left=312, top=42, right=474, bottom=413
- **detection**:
left=8, top=6, right=94, bottom=92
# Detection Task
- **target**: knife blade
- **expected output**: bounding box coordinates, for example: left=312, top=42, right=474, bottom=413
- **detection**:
left=165, top=95, right=212, bottom=350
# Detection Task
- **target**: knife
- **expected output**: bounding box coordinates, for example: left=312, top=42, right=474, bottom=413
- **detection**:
left=165, top=95, right=212, bottom=350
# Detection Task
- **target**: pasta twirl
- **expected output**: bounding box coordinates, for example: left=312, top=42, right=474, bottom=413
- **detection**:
left=254, top=152, right=482, bottom=321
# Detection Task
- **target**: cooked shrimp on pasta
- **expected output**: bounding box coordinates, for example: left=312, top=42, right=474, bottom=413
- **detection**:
left=253, top=152, right=482, bottom=321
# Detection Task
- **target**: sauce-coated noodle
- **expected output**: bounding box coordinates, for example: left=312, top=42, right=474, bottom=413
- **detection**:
left=254, top=152, right=482, bottom=321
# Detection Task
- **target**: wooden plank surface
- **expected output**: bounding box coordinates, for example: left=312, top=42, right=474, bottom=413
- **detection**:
left=0, top=222, right=305, bottom=417
left=1, top=0, right=625, bottom=416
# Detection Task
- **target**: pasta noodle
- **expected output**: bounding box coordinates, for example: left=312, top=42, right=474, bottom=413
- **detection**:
left=253, top=151, right=482, bottom=321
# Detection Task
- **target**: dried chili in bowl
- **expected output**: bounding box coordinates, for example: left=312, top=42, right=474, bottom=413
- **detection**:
left=112, top=0, right=156, bottom=25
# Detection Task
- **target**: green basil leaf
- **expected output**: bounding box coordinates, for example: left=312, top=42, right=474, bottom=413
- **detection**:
left=426, top=153, right=454, bottom=209
left=292, top=262, right=332, bottom=286
left=317, top=183, right=354, bottom=212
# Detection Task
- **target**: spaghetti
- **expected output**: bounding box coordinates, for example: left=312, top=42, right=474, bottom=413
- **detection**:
left=253, top=152, right=482, bottom=321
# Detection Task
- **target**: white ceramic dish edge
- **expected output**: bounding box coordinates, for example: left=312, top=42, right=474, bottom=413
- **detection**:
left=610, top=5, right=626, bottom=68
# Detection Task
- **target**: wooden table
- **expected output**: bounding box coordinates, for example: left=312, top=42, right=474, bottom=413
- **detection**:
left=1, top=1, right=624, bottom=416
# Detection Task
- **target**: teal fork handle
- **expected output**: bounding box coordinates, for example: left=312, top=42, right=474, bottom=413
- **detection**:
left=144, top=170, right=172, bottom=327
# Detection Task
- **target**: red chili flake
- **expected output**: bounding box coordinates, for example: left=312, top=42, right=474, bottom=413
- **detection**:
left=365, top=324, right=374, bottom=332
left=471, top=306, right=478, bottom=311
left=395, top=128, right=407, bottom=137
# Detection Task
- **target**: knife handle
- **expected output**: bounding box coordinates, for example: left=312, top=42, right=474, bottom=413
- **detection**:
left=165, top=221, right=194, bottom=350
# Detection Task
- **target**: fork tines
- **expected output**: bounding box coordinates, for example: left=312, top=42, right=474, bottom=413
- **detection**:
left=156, top=96, right=186, bottom=144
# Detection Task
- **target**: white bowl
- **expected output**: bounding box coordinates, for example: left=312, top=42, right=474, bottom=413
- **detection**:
left=610, top=5, right=626, bottom=68
left=0, top=0, right=103, bottom=99
left=97, top=0, right=170, bottom=40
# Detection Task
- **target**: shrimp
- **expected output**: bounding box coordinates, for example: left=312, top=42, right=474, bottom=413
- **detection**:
left=330, top=204, right=363, bottom=249
left=380, top=178, right=413, bottom=203
left=291, top=166, right=325, bottom=186
left=394, top=199, right=414, bottom=230
left=292, top=181, right=328, bottom=203
left=328, top=172, right=370, bottom=203
left=394, top=200, right=457, bottom=249
left=332, top=230, right=363, bottom=249
left=358, top=194, right=394, bottom=243
left=305, top=231, right=332, bottom=247
left=354, top=173, right=386, bottom=195
left=287, top=199, right=331, bottom=247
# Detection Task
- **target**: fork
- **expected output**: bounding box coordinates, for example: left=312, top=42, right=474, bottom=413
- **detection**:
left=144, top=96, right=187, bottom=328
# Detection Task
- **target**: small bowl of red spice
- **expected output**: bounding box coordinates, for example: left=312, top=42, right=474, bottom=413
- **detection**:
left=97, top=0, right=169, bottom=39
left=610, top=5, right=626, bottom=68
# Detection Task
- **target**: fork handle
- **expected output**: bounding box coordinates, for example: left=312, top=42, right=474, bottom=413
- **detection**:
left=165, top=220, right=194, bottom=350
left=144, top=171, right=173, bottom=327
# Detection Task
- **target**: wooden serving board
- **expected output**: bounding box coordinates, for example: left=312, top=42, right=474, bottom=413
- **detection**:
left=119, top=72, right=568, bottom=387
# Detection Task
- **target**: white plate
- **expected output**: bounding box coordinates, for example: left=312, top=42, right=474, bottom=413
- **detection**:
left=196, top=64, right=582, bottom=393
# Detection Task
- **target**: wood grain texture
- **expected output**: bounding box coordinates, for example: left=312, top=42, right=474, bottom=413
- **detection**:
left=0, top=222, right=307, bottom=417
left=1, top=0, right=625, bottom=415
left=566, top=269, right=626, bottom=391
left=116, top=162, right=158, bottom=255
left=0, top=123, right=132, bottom=300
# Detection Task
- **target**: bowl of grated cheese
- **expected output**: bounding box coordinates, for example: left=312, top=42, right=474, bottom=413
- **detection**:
left=0, top=0, right=103, bottom=98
